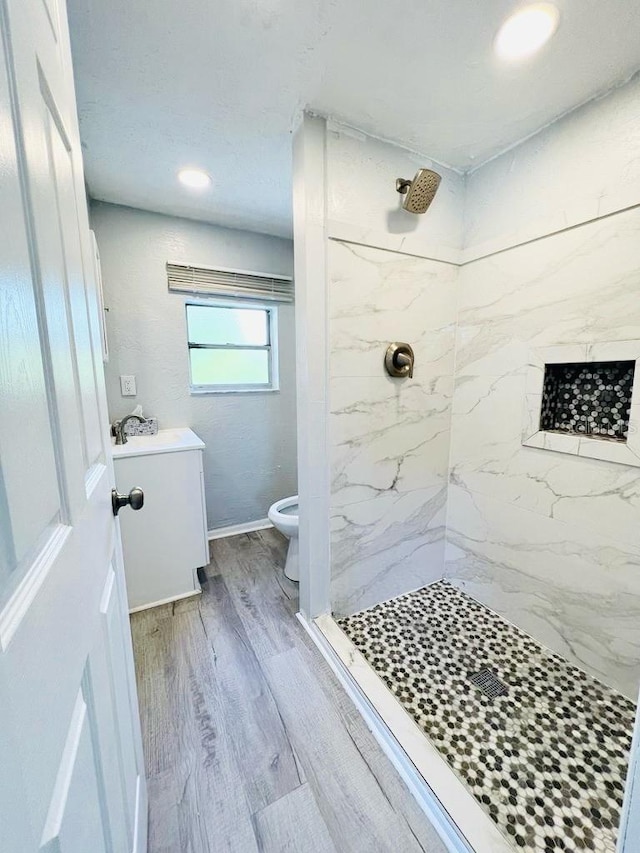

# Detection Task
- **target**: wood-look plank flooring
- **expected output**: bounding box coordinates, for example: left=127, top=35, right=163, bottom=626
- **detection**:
left=131, top=529, right=447, bottom=853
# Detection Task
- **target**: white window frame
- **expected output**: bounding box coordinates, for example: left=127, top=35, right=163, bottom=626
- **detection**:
left=186, top=297, right=280, bottom=394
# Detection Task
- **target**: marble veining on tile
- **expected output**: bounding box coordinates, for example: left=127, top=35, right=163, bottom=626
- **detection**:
left=444, top=483, right=640, bottom=700
left=447, top=209, right=640, bottom=697
left=339, top=581, right=636, bottom=853
left=328, top=239, right=457, bottom=615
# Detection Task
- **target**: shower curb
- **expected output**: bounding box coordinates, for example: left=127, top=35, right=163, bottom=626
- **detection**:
left=296, top=611, right=474, bottom=853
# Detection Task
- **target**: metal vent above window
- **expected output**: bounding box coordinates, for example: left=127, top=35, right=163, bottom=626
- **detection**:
left=167, top=262, right=294, bottom=303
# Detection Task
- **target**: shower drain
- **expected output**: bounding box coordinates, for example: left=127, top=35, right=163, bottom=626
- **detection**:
left=469, top=668, right=509, bottom=699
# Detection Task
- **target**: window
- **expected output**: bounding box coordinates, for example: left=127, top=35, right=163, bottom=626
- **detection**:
left=186, top=302, right=278, bottom=392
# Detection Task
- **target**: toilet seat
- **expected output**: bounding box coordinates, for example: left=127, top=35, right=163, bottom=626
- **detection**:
left=268, top=495, right=298, bottom=538
left=270, top=494, right=298, bottom=512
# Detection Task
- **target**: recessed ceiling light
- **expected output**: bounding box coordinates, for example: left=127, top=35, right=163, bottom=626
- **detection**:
left=495, top=3, right=559, bottom=61
left=178, top=168, right=212, bottom=189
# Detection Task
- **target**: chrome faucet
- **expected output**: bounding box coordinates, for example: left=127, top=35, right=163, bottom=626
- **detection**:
left=114, top=414, right=146, bottom=445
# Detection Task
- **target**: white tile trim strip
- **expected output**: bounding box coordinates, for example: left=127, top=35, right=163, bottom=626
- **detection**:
left=207, top=518, right=272, bottom=541
left=297, top=610, right=511, bottom=853
left=461, top=198, right=640, bottom=265
left=330, top=198, right=640, bottom=269
left=327, top=220, right=462, bottom=266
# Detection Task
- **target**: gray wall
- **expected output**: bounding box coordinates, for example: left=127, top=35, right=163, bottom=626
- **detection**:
left=91, top=201, right=297, bottom=530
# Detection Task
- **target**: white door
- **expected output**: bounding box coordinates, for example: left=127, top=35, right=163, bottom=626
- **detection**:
left=0, top=0, right=147, bottom=849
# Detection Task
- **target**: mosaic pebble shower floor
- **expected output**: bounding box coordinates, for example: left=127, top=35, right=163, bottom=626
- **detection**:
left=338, top=581, right=636, bottom=853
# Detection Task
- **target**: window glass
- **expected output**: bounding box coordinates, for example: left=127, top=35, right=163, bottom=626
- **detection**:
left=186, top=301, right=275, bottom=391
left=189, top=348, right=270, bottom=386
left=186, top=304, right=268, bottom=346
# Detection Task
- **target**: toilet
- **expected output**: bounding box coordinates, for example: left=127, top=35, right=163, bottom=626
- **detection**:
left=267, top=495, right=299, bottom=582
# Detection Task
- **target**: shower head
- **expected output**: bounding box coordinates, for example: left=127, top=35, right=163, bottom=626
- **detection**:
left=395, top=168, right=442, bottom=214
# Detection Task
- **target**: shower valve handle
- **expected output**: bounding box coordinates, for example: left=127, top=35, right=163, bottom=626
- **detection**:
left=385, top=343, right=414, bottom=379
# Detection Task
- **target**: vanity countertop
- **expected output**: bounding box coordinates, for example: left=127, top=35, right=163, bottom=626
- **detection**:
left=111, top=427, right=205, bottom=459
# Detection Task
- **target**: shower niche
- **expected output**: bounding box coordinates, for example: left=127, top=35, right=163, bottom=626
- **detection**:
left=523, top=341, right=640, bottom=466
left=540, top=360, right=634, bottom=440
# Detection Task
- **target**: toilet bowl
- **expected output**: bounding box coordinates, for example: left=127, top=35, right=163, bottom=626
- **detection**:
left=268, top=495, right=299, bottom=582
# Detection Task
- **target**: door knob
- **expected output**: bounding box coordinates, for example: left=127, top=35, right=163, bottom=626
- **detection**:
left=385, top=343, right=415, bottom=378
left=112, top=487, right=144, bottom=517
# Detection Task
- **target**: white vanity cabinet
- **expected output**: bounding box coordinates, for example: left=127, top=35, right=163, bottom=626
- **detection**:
left=112, top=428, right=209, bottom=611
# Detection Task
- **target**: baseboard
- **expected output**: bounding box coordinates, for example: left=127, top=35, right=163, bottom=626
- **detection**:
left=128, top=589, right=201, bottom=614
left=207, top=517, right=272, bottom=540
left=296, top=611, right=474, bottom=853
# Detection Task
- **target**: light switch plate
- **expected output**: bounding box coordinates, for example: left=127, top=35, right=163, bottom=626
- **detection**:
left=120, top=375, right=137, bottom=396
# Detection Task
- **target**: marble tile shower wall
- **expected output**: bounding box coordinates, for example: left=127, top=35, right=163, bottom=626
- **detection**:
left=329, top=240, right=457, bottom=616
left=445, top=207, right=640, bottom=699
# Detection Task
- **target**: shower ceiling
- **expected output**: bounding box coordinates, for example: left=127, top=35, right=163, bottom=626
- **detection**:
left=67, top=0, right=640, bottom=238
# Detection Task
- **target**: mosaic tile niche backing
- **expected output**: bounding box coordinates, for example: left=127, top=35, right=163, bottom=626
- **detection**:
left=540, top=360, right=634, bottom=441
left=338, top=581, right=636, bottom=853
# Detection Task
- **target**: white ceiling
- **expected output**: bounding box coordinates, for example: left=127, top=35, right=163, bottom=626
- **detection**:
left=67, top=0, right=640, bottom=239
